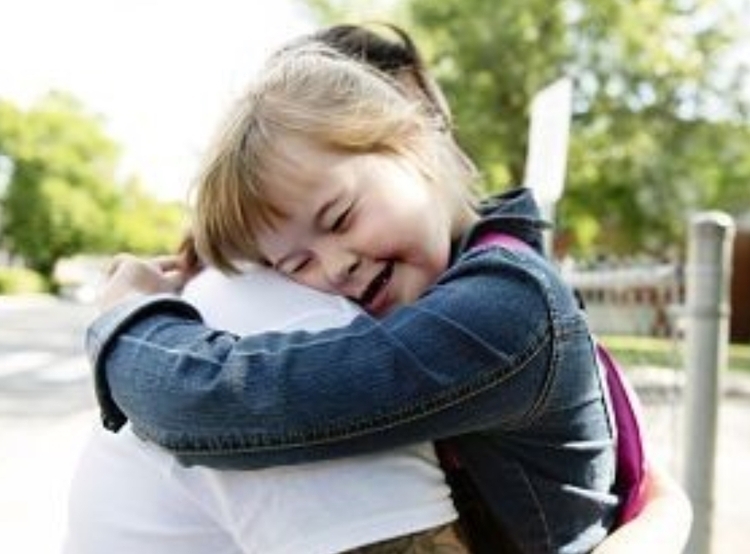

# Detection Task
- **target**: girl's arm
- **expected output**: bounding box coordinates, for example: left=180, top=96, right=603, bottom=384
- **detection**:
left=89, top=252, right=553, bottom=468
left=593, top=463, right=692, bottom=554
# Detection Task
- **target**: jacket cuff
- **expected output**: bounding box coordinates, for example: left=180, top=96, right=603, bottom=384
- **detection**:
left=86, top=294, right=202, bottom=432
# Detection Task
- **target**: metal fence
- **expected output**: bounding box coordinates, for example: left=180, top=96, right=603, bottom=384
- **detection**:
left=564, top=262, right=684, bottom=339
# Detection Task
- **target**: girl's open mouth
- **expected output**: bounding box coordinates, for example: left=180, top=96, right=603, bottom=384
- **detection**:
left=358, top=261, right=394, bottom=313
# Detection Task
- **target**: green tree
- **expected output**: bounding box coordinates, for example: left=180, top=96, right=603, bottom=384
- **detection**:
left=0, top=93, right=186, bottom=283
left=301, top=0, right=750, bottom=258
left=0, top=93, right=120, bottom=279
left=112, top=178, right=187, bottom=255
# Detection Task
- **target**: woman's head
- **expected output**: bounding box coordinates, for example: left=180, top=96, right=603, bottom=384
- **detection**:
left=311, top=23, right=454, bottom=130
left=193, top=28, right=478, bottom=315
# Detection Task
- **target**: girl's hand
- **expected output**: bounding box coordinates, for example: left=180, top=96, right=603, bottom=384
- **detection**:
left=96, top=254, right=188, bottom=313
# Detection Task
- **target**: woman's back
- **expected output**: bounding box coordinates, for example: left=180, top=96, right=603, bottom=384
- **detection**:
left=65, top=266, right=458, bottom=553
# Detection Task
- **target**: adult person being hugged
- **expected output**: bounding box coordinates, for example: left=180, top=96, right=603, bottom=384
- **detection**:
left=88, top=24, right=691, bottom=554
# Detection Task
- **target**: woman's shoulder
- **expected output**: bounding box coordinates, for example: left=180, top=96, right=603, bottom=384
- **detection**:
left=183, top=266, right=360, bottom=334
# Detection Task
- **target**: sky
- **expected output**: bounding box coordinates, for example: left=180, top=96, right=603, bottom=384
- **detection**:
left=0, top=0, right=315, bottom=201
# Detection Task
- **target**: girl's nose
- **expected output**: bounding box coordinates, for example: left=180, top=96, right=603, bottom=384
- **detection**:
left=319, top=246, right=360, bottom=287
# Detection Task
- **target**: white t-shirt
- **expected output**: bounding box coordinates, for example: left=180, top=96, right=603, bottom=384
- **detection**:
left=64, top=266, right=456, bottom=554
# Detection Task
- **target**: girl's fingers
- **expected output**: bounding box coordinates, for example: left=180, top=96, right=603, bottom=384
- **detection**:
left=96, top=255, right=188, bottom=313
left=105, top=253, right=135, bottom=277
left=107, top=254, right=184, bottom=276
left=162, top=268, right=191, bottom=291
left=151, top=255, right=184, bottom=272
left=153, top=256, right=193, bottom=291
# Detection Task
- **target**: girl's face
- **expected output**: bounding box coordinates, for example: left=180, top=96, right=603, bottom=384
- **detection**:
left=256, top=137, right=471, bottom=317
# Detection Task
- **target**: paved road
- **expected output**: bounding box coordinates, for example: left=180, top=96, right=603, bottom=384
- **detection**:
left=1, top=294, right=748, bottom=553
left=0, top=295, right=97, bottom=552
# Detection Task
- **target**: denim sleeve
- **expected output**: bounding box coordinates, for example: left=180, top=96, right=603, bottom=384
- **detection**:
left=89, top=252, right=555, bottom=469
left=86, top=294, right=203, bottom=431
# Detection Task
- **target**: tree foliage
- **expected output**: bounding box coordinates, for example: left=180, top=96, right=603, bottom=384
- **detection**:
left=301, top=0, right=750, bottom=258
left=112, top=178, right=186, bottom=255
left=0, top=93, right=185, bottom=281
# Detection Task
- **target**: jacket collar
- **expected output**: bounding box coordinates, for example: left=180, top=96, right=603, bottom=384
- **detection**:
left=452, top=187, right=550, bottom=262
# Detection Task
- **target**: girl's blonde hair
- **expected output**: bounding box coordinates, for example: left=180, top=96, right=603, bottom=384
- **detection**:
left=192, top=43, right=478, bottom=273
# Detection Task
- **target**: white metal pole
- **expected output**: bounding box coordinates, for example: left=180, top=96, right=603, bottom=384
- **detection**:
left=682, top=211, right=735, bottom=554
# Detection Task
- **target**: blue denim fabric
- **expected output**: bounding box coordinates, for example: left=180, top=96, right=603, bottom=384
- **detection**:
left=87, top=188, right=617, bottom=553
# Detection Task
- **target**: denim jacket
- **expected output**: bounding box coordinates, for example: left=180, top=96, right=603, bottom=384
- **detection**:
left=87, top=188, right=617, bottom=553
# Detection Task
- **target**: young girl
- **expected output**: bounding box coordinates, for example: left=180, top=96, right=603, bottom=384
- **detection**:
left=91, top=37, right=646, bottom=552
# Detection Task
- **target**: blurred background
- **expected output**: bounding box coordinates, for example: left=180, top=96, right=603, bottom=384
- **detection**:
left=1, top=0, right=749, bottom=552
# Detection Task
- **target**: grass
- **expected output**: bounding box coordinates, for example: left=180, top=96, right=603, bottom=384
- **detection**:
left=599, top=335, right=750, bottom=374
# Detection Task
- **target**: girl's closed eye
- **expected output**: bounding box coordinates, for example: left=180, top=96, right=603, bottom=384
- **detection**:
left=280, top=254, right=311, bottom=276
left=329, top=205, right=353, bottom=233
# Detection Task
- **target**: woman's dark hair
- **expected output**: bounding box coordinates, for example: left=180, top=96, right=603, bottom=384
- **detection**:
left=313, top=23, right=421, bottom=73
left=312, top=23, right=451, bottom=127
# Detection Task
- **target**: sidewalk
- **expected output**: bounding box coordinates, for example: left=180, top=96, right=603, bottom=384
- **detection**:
left=0, top=294, right=97, bottom=553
